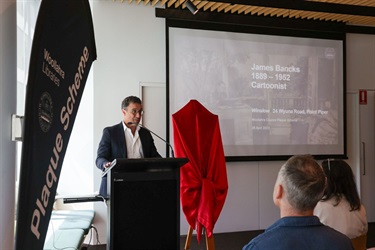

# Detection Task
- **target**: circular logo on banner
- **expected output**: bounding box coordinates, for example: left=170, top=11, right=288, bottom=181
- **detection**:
left=38, top=92, right=54, bottom=132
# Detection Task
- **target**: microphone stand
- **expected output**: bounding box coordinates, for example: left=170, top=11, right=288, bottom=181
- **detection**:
left=128, top=122, right=175, bottom=158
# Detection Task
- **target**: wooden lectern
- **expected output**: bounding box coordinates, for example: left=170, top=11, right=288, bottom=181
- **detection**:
left=103, top=158, right=188, bottom=250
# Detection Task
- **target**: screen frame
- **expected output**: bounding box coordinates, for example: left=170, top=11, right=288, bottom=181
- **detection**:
left=166, top=17, right=347, bottom=162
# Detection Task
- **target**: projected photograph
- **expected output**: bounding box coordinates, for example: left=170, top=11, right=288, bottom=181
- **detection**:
left=169, top=26, right=345, bottom=160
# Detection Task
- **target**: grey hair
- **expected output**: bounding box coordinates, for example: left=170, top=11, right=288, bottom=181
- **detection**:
left=278, top=155, right=326, bottom=212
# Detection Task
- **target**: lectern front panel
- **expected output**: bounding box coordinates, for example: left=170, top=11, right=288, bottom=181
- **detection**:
left=111, top=171, right=180, bottom=250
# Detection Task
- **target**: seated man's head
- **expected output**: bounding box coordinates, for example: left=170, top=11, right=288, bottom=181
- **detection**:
left=273, top=155, right=326, bottom=216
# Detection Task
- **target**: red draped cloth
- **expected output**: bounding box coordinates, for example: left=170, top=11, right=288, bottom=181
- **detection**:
left=172, top=100, right=228, bottom=243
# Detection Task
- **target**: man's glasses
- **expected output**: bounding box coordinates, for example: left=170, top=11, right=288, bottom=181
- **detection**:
left=127, top=109, right=144, bottom=116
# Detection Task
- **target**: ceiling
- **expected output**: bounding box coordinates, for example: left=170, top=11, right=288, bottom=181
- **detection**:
left=117, top=0, right=375, bottom=32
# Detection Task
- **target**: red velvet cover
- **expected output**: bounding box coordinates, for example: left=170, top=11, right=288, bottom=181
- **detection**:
left=172, top=100, right=228, bottom=242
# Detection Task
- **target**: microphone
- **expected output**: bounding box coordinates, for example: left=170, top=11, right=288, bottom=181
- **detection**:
left=128, top=122, right=175, bottom=158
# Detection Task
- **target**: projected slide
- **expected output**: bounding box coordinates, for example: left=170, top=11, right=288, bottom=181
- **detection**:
left=169, top=27, right=344, bottom=159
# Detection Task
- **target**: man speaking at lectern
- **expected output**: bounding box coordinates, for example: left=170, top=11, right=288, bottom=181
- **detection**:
left=96, top=96, right=161, bottom=198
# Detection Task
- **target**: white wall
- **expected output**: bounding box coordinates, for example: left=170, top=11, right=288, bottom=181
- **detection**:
left=346, top=32, right=375, bottom=183
left=0, top=1, right=16, bottom=249
left=91, top=0, right=375, bottom=243
left=346, top=33, right=375, bottom=222
left=346, top=33, right=375, bottom=90
left=92, top=1, right=167, bottom=243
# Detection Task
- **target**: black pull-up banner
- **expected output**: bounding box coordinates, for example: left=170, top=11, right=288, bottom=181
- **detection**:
left=15, top=0, right=96, bottom=249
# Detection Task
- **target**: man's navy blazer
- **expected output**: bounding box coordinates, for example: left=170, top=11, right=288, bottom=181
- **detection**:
left=96, top=122, right=161, bottom=197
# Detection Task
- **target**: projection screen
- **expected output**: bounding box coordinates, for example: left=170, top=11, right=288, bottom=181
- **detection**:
left=168, top=21, right=346, bottom=161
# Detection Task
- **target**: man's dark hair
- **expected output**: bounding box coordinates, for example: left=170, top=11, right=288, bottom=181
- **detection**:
left=121, top=96, right=142, bottom=109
